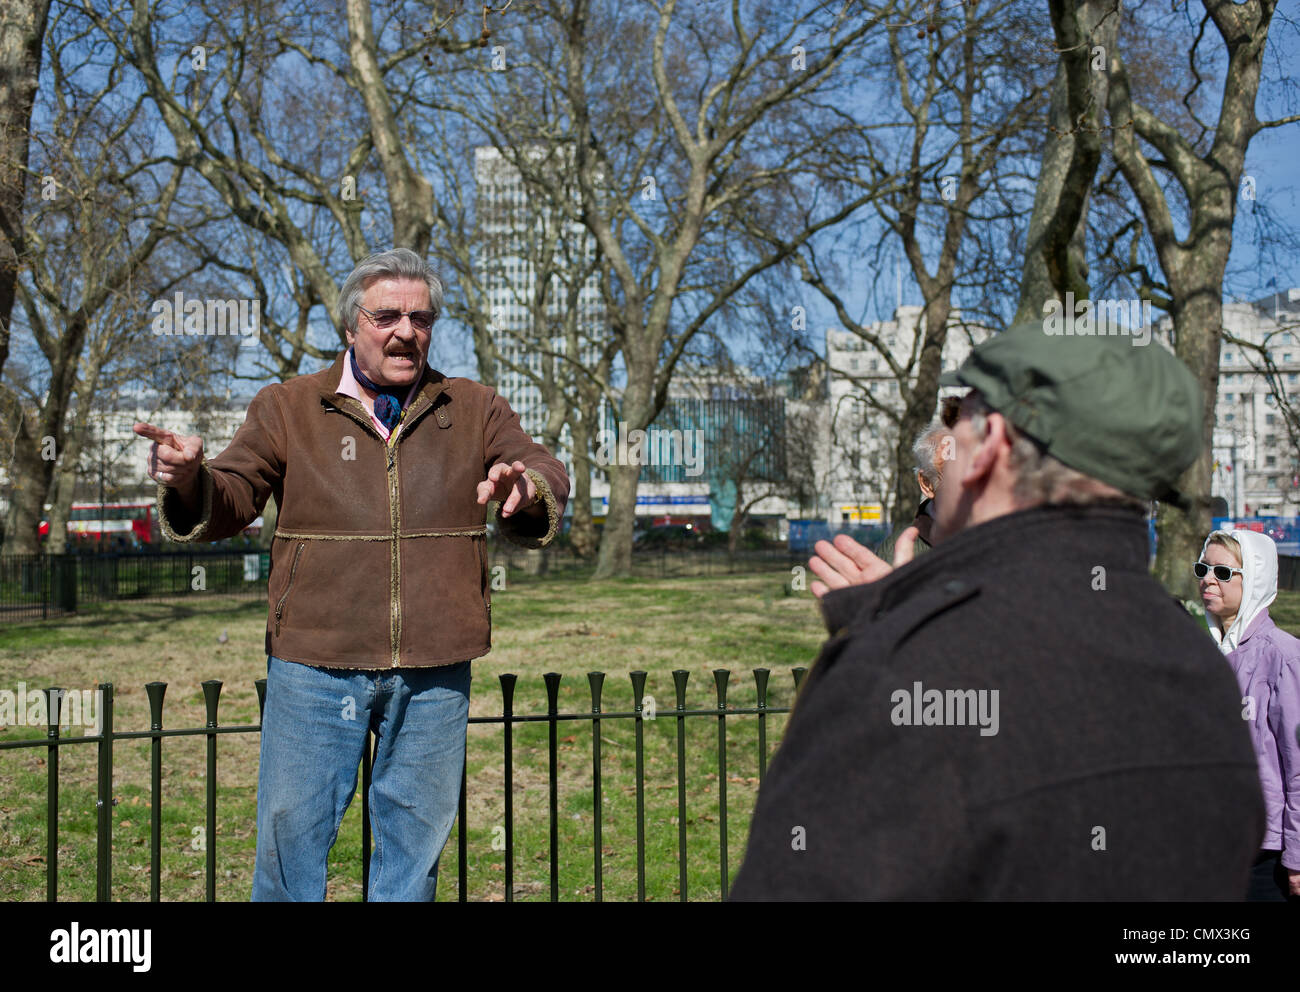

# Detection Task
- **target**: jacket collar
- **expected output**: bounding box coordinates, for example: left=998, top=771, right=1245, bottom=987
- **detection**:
left=819, top=502, right=1150, bottom=636
left=317, top=349, right=451, bottom=423
left=1236, top=609, right=1274, bottom=648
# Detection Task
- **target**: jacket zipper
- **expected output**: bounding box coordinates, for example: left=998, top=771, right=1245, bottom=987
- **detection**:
left=274, top=541, right=307, bottom=636
left=325, top=396, right=439, bottom=670
left=388, top=438, right=400, bottom=667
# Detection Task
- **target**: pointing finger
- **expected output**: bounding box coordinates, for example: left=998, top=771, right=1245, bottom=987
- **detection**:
left=134, top=422, right=182, bottom=450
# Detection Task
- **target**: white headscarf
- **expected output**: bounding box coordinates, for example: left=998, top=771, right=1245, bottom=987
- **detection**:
left=1201, top=528, right=1278, bottom=654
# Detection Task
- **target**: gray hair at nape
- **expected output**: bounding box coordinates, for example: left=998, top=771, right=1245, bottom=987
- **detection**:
left=967, top=395, right=1145, bottom=509
left=336, top=248, right=445, bottom=335
left=912, top=420, right=950, bottom=492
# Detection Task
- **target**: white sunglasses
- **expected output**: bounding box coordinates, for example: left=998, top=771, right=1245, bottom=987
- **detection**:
left=1193, top=560, right=1243, bottom=582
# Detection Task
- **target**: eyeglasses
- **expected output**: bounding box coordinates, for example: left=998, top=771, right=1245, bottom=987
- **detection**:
left=1193, top=561, right=1243, bottom=582
left=357, top=304, right=436, bottom=332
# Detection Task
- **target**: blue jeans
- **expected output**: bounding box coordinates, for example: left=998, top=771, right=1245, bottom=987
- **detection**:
left=251, top=656, right=471, bottom=901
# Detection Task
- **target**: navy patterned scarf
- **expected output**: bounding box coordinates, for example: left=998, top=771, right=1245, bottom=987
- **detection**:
left=349, top=348, right=410, bottom=433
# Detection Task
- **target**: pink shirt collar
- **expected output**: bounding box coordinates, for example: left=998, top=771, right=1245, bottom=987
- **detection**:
left=337, top=347, right=423, bottom=441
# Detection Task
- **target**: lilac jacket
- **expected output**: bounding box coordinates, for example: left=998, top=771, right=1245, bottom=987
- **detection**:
left=1226, top=610, right=1300, bottom=869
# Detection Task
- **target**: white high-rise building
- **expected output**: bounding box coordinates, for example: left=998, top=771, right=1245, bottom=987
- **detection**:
left=823, top=305, right=989, bottom=525
left=1208, top=288, right=1300, bottom=517
left=474, top=146, right=604, bottom=483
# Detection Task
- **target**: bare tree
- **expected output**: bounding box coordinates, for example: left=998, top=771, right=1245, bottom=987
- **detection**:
left=84, top=0, right=461, bottom=376
left=1015, top=0, right=1122, bottom=320
left=1105, top=0, right=1300, bottom=597
left=752, top=0, right=1048, bottom=526
left=2, top=5, right=191, bottom=553
left=427, top=0, right=910, bottom=577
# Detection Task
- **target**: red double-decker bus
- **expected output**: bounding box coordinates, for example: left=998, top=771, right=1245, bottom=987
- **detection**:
left=39, top=502, right=161, bottom=546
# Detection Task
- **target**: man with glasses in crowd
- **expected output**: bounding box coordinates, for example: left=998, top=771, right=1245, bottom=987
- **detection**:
left=732, top=323, right=1264, bottom=899
left=135, top=248, right=569, bottom=901
left=808, top=399, right=959, bottom=596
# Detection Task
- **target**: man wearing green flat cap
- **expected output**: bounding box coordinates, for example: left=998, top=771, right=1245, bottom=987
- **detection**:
left=732, top=323, right=1265, bottom=900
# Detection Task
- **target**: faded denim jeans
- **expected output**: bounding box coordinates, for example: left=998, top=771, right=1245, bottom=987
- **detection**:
left=251, top=656, right=471, bottom=901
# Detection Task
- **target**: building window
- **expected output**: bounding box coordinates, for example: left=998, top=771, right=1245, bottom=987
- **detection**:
left=1286, top=353, right=1294, bottom=363
left=1266, top=413, right=1276, bottom=425
left=1224, top=353, right=1233, bottom=363
left=1225, top=413, right=1235, bottom=422
left=1267, top=455, right=1277, bottom=466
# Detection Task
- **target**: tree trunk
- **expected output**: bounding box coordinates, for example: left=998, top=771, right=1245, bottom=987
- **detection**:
left=1104, top=2, right=1275, bottom=599
left=727, top=481, right=746, bottom=558
left=1014, top=65, right=1092, bottom=323
left=2, top=407, right=54, bottom=554
left=568, top=409, right=597, bottom=558
left=891, top=298, right=951, bottom=527
left=0, top=0, right=51, bottom=382
left=1013, top=0, right=1119, bottom=338
left=593, top=461, right=639, bottom=579
left=44, top=420, right=84, bottom=555
left=1153, top=290, right=1224, bottom=601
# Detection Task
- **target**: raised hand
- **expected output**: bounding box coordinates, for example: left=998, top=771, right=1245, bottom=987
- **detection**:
left=134, top=422, right=204, bottom=500
left=477, top=460, right=537, bottom=518
left=809, top=527, right=920, bottom=599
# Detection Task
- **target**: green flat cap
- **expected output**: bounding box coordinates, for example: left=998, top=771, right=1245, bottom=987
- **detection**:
left=939, top=320, right=1203, bottom=501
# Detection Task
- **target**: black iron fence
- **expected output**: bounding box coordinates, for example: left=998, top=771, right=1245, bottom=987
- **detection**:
left=0, top=551, right=270, bottom=621
left=0, top=546, right=807, bottom=621
left=1276, top=554, right=1300, bottom=591
left=0, top=665, right=806, bottom=902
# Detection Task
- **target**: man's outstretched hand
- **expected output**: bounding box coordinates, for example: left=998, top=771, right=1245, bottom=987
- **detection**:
left=478, top=460, right=539, bottom=518
left=134, top=421, right=203, bottom=494
left=809, top=527, right=919, bottom=599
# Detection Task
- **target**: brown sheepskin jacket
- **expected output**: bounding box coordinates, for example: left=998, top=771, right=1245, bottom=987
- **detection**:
left=157, top=351, right=569, bottom=669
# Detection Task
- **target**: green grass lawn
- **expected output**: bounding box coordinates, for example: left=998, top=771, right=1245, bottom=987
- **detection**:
left=4, top=574, right=1294, bottom=903
left=0, top=566, right=823, bottom=902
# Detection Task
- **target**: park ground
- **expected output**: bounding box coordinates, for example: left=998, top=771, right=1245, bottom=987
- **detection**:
left=0, top=569, right=818, bottom=901
left=1, top=572, right=1296, bottom=902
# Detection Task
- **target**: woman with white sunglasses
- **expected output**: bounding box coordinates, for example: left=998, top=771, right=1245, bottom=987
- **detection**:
left=1197, top=529, right=1300, bottom=901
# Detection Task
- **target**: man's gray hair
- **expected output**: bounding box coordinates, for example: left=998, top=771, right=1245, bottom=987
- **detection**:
left=969, top=396, right=1146, bottom=509
left=912, top=420, right=950, bottom=492
left=337, top=248, right=444, bottom=335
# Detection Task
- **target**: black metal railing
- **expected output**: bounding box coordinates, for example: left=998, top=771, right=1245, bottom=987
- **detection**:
left=0, top=551, right=271, bottom=620
left=0, top=665, right=806, bottom=902
left=1277, top=554, right=1300, bottom=591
